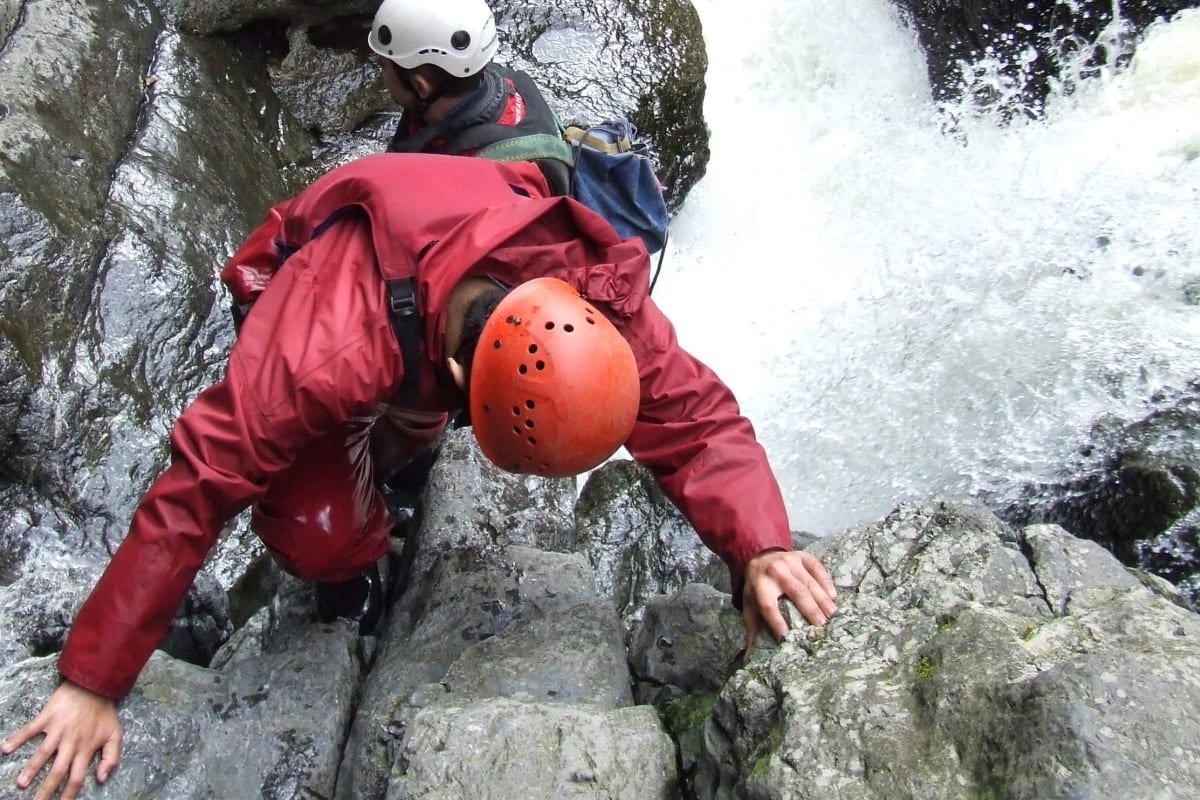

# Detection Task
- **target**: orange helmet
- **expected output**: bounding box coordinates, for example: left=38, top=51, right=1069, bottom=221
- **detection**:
left=469, top=278, right=640, bottom=477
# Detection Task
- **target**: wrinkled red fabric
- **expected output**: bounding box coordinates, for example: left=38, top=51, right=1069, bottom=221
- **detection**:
left=249, top=415, right=393, bottom=582
left=58, top=153, right=792, bottom=699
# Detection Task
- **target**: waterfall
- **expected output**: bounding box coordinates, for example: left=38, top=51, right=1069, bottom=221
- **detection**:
left=655, top=0, right=1200, bottom=534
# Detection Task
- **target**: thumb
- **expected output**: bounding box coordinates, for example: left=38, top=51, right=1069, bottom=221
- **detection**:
left=97, top=733, right=121, bottom=783
left=742, top=606, right=759, bottom=661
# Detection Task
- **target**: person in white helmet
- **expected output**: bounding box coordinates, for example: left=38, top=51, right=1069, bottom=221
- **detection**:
left=368, top=0, right=572, bottom=195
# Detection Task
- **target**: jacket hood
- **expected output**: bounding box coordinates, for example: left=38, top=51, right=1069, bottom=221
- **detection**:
left=417, top=194, right=652, bottom=365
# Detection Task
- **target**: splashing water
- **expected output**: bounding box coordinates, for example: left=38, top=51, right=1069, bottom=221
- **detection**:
left=654, top=1, right=1200, bottom=535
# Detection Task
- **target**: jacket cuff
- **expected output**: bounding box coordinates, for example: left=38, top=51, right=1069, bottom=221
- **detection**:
left=58, top=658, right=130, bottom=702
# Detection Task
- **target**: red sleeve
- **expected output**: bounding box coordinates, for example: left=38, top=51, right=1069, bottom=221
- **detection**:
left=621, top=296, right=792, bottom=603
left=58, top=215, right=403, bottom=698
left=218, top=198, right=294, bottom=309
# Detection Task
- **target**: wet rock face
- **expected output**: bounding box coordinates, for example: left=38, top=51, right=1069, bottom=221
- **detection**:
left=892, top=0, right=1196, bottom=116
left=4, top=440, right=1200, bottom=798
left=1000, top=387, right=1200, bottom=609
left=696, top=500, right=1200, bottom=800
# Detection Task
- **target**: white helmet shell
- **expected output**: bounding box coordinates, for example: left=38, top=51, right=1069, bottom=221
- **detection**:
left=368, top=0, right=499, bottom=77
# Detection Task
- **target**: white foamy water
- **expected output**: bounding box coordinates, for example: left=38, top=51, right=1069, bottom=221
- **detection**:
left=654, top=1, right=1200, bottom=535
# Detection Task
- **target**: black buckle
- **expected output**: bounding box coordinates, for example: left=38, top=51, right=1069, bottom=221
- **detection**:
left=388, top=280, right=417, bottom=317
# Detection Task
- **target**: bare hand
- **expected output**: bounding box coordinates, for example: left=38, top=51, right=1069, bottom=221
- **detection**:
left=742, top=549, right=838, bottom=657
left=2, top=681, right=122, bottom=799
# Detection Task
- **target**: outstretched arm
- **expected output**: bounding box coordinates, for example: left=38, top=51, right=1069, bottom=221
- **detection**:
left=2, top=681, right=121, bottom=800
left=618, top=296, right=838, bottom=640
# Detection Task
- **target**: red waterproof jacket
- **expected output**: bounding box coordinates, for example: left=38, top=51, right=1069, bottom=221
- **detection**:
left=58, top=153, right=792, bottom=699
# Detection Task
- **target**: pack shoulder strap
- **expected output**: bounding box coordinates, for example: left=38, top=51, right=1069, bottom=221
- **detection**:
left=563, top=124, right=632, bottom=154
left=473, top=133, right=575, bottom=167
left=386, top=277, right=422, bottom=407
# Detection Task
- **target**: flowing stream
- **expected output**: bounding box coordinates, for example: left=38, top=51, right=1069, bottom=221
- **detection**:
left=653, top=0, right=1200, bottom=535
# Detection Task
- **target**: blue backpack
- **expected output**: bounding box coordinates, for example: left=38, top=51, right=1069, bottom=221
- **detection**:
left=472, top=117, right=670, bottom=290
left=561, top=119, right=669, bottom=254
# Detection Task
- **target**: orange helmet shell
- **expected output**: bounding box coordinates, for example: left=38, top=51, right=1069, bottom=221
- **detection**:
left=469, top=278, right=640, bottom=477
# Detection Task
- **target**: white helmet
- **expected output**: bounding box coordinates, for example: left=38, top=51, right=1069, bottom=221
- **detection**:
left=368, top=0, right=499, bottom=77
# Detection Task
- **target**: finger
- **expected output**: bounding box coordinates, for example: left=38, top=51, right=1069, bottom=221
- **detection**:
left=801, top=570, right=838, bottom=620
left=782, top=578, right=829, bottom=627
left=782, top=556, right=836, bottom=621
left=97, top=730, right=122, bottom=783
left=742, top=605, right=759, bottom=660
left=800, top=551, right=838, bottom=600
left=3, top=714, right=45, bottom=755
left=31, top=742, right=70, bottom=800
left=60, top=747, right=92, bottom=800
left=16, top=733, right=57, bottom=790
left=754, top=582, right=789, bottom=640
left=762, top=562, right=830, bottom=627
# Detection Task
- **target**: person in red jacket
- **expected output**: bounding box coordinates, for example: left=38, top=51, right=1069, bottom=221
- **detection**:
left=2, top=152, right=836, bottom=800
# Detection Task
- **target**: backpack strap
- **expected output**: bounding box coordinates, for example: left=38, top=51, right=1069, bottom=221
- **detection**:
left=648, top=230, right=668, bottom=296
left=563, top=124, right=632, bottom=154
left=473, top=133, right=575, bottom=167
left=386, top=277, right=422, bottom=407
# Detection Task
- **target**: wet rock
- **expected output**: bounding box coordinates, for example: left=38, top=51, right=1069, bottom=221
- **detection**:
left=4, top=444, right=1200, bottom=799
left=577, top=460, right=728, bottom=628
left=629, top=583, right=744, bottom=791
left=695, top=500, right=1200, bottom=800
left=893, top=0, right=1196, bottom=117
left=387, top=698, right=678, bottom=800
left=269, top=21, right=390, bottom=135
left=336, top=428, right=644, bottom=798
left=1001, top=388, right=1200, bottom=609
left=0, top=0, right=18, bottom=42
left=0, top=336, right=29, bottom=482
left=630, top=583, right=743, bottom=700
left=0, top=620, right=361, bottom=800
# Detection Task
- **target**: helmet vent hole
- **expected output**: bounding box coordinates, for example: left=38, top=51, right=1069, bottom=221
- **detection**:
left=528, top=436, right=537, bottom=445
left=450, top=30, right=471, bottom=50
left=518, top=364, right=528, bottom=375
left=528, top=344, right=538, bottom=354
left=492, top=339, right=502, bottom=349
left=511, top=406, right=521, bottom=416
left=377, top=25, right=393, bottom=46
left=535, top=360, right=545, bottom=371
left=586, top=316, right=596, bottom=325
left=544, top=322, right=555, bottom=330
left=564, top=324, right=575, bottom=333
left=525, top=400, right=535, bottom=409
left=512, top=425, right=521, bottom=435
left=524, top=419, right=534, bottom=429
left=482, top=403, right=491, bottom=413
